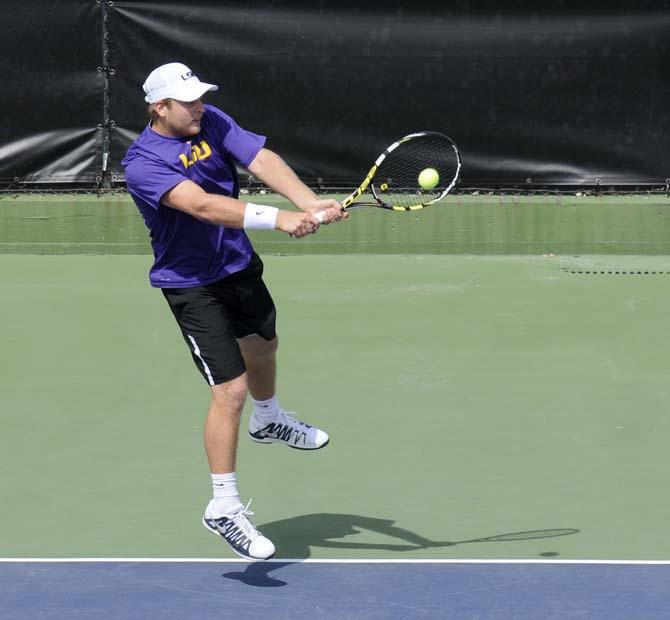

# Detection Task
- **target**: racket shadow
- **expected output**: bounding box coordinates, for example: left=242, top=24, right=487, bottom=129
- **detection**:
left=258, top=513, right=579, bottom=558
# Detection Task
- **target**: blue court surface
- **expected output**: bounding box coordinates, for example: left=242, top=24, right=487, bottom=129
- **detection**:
left=2, top=560, right=669, bottom=619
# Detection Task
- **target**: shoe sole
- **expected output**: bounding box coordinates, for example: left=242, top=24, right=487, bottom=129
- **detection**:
left=202, top=518, right=276, bottom=561
left=249, top=435, right=330, bottom=450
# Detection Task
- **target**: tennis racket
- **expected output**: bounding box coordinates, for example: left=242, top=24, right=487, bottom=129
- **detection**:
left=314, top=131, right=460, bottom=222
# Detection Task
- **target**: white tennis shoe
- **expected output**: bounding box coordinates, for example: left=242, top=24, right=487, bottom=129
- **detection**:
left=202, top=499, right=275, bottom=561
left=248, top=409, right=330, bottom=450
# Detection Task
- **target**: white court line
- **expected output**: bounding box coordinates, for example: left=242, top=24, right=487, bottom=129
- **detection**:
left=1, top=558, right=670, bottom=565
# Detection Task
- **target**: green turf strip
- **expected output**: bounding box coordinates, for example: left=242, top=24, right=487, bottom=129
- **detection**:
left=1, top=193, right=669, bottom=255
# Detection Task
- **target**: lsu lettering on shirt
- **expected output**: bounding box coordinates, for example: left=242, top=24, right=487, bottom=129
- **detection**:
left=122, top=105, right=266, bottom=288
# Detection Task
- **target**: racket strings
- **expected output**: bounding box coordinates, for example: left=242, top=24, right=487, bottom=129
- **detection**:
left=372, top=134, right=459, bottom=209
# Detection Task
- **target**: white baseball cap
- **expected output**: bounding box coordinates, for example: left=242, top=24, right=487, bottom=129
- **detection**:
left=142, top=62, right=218, bottom=103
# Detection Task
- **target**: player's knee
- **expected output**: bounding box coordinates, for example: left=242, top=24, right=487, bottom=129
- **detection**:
left=211, top=373, right=248, bottom=414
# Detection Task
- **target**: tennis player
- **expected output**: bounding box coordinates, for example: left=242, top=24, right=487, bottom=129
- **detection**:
left=122, top=62, right=345, bottom=560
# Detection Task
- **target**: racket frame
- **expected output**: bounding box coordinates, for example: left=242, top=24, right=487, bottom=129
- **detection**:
left=341, top=131, right=461, bottom=212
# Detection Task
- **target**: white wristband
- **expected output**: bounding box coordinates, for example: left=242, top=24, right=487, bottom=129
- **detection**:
left=243, top=203, right=279, bottom=230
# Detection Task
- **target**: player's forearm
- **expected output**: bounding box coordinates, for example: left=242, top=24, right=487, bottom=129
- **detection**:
left=163, top=180, right=251, bottom=228
left=196, top=193, right=318, bottom=237
left=162, top=178, right=319, bottom=237
left=247, top=148, right=317, bottom=211
left=195, top=194, right=247, bottom=227
left=165, top=186, right=297, bottom=233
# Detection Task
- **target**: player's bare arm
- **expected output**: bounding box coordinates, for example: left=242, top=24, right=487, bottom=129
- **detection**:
left=247, top=148, right=346, bottom=224
left=162, top=178, right=319, bottom=238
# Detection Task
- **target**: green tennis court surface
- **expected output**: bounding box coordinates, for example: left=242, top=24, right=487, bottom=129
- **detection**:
left=1, top=195, right=669, bottom=560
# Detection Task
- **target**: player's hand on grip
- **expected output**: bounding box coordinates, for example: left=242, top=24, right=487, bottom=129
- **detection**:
left=276, top=210, right=320, bottom=238
left=303, top=199, right=348, bottom=224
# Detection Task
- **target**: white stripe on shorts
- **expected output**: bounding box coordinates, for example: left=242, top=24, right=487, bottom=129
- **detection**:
left=187, top=335, right=215, bottom=386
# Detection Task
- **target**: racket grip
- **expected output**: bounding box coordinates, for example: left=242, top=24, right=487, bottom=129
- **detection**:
left=290, top=210, right=326, bottom=239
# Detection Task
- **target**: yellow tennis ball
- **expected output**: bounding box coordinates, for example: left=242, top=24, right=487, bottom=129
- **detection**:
left=418, top=168, right=439, bottom=190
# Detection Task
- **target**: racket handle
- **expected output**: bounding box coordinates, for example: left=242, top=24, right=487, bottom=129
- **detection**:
left=289, top=210, right=326, bottom=238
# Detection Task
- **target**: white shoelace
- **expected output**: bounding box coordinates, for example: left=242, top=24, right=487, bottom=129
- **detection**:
left=228, top=500, right=260, bottom=540
left=278, top=410, right=311, bottom=432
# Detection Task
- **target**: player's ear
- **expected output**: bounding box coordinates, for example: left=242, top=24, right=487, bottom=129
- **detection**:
left=153, top=99, right=172, bottom=118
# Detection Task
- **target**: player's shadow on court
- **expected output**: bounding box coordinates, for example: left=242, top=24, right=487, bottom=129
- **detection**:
left=221, top=561, right=294, bottom=587
left=221, top=513, right=578, bottom=587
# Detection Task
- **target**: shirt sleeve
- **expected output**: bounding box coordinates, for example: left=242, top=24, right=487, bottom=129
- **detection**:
left=205, top=105, right=267, bottom=168
left=124, top=155, right=187, bottom=210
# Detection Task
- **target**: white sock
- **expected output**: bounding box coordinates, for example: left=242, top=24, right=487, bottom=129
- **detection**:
left=252, top=395, right=280, bottom=424
left=211, top=472, right=243, bottom=516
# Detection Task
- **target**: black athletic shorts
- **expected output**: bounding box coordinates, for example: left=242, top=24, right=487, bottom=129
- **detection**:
left=161, top=253, right=277, bottom=386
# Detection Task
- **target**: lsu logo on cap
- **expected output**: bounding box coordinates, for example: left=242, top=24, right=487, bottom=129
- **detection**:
left=180, top=71, right=194, bottom=81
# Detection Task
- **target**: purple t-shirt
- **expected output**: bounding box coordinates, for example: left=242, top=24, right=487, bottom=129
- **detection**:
left=122, top=105, right=266, bottom=288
